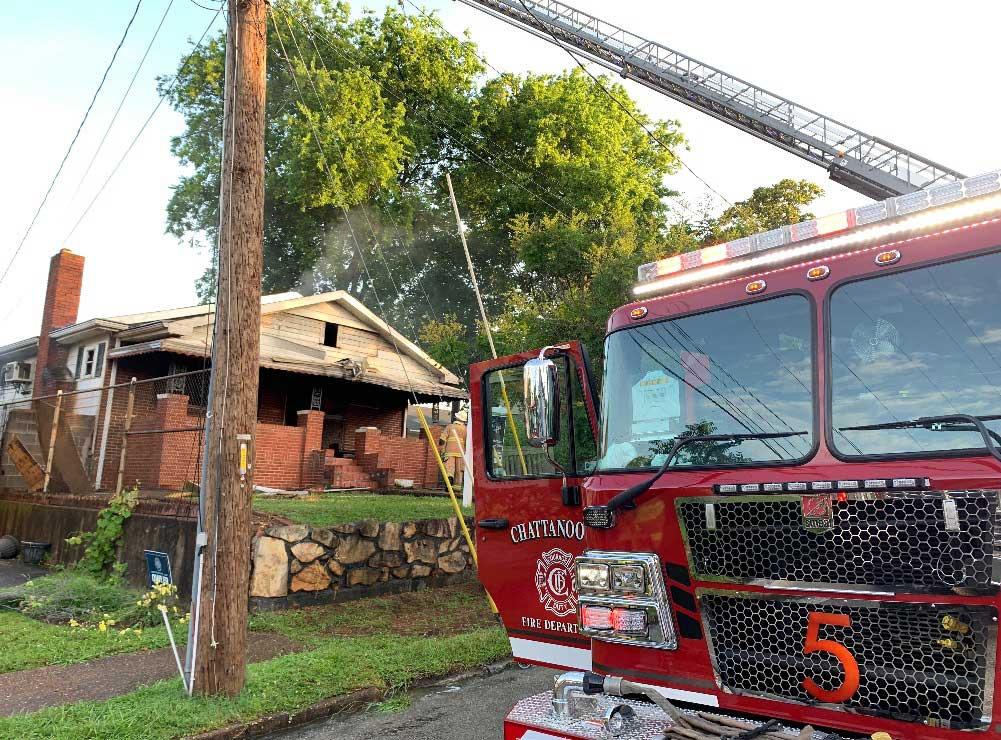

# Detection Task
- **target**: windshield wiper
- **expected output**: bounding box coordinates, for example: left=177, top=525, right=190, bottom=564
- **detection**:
left=584, top=431, right=808, bottom=528
left=838, top=414, right=1001, bottom=463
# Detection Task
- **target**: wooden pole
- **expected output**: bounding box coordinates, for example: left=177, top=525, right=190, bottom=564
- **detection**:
left=114, top=379, right=137, bottom=494
left=42, top=390, right=63, bottom=493
left=192, top=0, right=267, bottom=697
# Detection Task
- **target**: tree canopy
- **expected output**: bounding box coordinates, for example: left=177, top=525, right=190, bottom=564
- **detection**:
left=163, top=1, right=822, bottom=380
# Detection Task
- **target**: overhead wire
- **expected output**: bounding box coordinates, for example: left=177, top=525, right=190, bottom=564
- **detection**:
left=511, top=0, right=733, bottom=209
left=287, top=8, right=480, bottom=400
left=272, top=9, right=423, bottom=404
left=73, top=0, right=176, bottom=199
left=400, top=0, right=596, bottom=214
left=275, top=14, right=489, bottom=602
left=291, top=15, right=442, bottom=330
left=62, top=9, right=224, bottom=244
left=397, top=0, right=707, bottom=221
left=282, top=3, right=578, bottom=221
left=0, top=0, right=145, bottom=290
left=279, top=12, right=424, bottom=345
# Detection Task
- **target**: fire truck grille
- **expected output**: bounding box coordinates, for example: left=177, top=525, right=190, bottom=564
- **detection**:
left=677, top=490, right=999, bottom=592
left=701, top=592, right=996, bottom=729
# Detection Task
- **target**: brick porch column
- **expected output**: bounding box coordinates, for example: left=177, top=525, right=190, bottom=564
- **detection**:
left=297, top=410, right=324, bottom=486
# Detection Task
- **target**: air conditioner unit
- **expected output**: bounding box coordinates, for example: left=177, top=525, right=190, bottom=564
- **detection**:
left=2, top=362, right=32, bottom=384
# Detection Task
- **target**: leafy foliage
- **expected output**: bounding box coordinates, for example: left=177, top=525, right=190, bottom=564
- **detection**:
left=164, top=2, right=823, bottom=379
left=703, top=178, right=824, bottom=243
left=7, top=570, right=184, bottom=634
left=66, top=486, right=139, bottom=576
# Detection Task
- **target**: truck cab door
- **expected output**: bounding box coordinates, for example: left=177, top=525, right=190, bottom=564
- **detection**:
left=470, top=342, right=599, bottom=670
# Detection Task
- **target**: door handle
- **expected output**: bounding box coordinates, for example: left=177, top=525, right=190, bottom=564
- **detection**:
left=477, top=518, right=510, bottom=530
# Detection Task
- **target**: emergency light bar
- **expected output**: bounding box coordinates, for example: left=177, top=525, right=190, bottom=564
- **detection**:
left=635, top=170, right=1001, bottom=297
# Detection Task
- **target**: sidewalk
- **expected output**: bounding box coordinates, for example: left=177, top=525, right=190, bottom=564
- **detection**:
left=0, top=559, right=46, bottom=589
left=0, top=632, right=299, bottom=717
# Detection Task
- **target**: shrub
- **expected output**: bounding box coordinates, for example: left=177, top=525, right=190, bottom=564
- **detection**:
left=5, top=571, right=185, bottom=631
left=66, top=486, right=139, bottom=576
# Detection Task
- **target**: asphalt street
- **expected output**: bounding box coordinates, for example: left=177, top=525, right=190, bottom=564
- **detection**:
left=272, top=664, right=553, bottom=740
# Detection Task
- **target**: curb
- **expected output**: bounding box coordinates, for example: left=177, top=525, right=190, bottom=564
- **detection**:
left=184, top=659, right=516, bottom=740
left=185, top=687, right=385, bottom=740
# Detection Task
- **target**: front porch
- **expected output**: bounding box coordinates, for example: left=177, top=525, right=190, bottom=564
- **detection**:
left=114, top=357, right=453, bottom=493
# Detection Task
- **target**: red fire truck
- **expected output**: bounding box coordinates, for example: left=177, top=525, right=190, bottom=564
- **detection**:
left=471, top=171, right=1001, bottom=739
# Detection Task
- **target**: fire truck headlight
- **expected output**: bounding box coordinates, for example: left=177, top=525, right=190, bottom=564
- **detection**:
left=610, top=565, right=645, bottom=594
left=575, top=552, right=678, bottom=651
left=577, top=562, right=610, bottom=591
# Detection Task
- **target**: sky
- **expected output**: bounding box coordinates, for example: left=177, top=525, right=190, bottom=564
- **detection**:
left=1, top=0, right=998, bottom=346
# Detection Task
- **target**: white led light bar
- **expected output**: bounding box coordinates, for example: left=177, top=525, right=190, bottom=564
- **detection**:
left=635, top=171, right=1001, bottom=298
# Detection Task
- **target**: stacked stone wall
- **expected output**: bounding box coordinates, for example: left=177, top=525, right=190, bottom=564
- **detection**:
left=249, top=515, right=473, bottom=607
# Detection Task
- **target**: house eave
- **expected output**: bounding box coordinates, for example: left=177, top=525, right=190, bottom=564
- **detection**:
left=107, top=340, right=468, bottom=401
left=51, top=319, right=128, bottom=345
left=0, top=336, right=39, bottom=363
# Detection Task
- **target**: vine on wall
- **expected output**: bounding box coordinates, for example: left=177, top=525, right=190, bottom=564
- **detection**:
left=66, top=486, right=140, bottom=576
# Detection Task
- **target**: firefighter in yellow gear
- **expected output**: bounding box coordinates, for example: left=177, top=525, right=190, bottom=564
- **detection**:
left=438, top=409, right=468, bottom=487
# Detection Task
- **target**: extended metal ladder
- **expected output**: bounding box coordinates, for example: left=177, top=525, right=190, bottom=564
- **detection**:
left=458, top=0, right=964, bottom=199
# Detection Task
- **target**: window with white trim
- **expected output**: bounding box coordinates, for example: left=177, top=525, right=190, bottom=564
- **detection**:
left=74, top=342, right=106, bottom=380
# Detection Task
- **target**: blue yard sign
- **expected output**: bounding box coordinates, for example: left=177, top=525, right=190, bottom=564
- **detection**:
left=144, top=550, right=173, bottom=588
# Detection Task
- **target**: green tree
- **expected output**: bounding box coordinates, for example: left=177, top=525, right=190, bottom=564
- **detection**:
left=703, top=178, right=823, bottom=243
left=163, top=2, right=823, bottom=382
left=418, top=314, right=475, bottom=381
left=163, top=1, right=483, bottom=321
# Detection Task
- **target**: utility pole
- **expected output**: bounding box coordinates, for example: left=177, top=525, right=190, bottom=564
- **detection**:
left=190, top=0, right=268, bottom=697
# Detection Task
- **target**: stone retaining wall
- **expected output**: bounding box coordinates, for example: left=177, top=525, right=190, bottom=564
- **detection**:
left=249, top=516, right=473, bottom=607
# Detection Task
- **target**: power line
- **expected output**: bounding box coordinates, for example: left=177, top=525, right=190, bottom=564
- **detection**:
left=511, top=0, right=733, bottom=209
left=401, top=0, right=701, bottom=220
left=273, top=9, right=422, bottom=403
left=73, top=0, right=177, bottom=198
left=284, top=4, right=579, bottom=221
left=282, top=9, right=463, bottom=409
left=289, top=12, right=444, bottom=330
left=63, top=10, right=224, bottom=245
left=0, top=0, right=145, bottom=290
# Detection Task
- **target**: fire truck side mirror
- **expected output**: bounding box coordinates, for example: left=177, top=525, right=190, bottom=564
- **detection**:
left=523, top=353, right=561, bottom=447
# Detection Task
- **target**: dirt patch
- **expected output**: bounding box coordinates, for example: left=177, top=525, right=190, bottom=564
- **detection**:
left=0, top=631, right=300, bottom=717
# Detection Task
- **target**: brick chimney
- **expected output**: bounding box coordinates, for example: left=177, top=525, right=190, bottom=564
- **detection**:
left=33, top=249, right=85, bottom=396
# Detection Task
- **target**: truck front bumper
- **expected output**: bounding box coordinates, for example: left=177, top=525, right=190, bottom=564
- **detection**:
left=503, top=690, right=842, bottom=740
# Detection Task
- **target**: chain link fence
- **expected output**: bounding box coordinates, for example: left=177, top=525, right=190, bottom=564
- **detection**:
left=0, top=369, right=210, bottom=495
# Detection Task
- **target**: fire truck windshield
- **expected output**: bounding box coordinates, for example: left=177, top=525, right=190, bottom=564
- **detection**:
left=830, top=250, right=1001, bottom=457
left=598, top=294, right=815, bottom=471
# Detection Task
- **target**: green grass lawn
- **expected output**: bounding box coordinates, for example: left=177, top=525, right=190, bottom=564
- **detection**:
left=0, top=611, right=174, bottom=674
left=0, top=584, right=509, bottom=739
left=253, top=492, right=473, bottom=527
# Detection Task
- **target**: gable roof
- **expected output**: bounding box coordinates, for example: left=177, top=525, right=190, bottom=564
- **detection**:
left=0, top=291, right=465, bottom=400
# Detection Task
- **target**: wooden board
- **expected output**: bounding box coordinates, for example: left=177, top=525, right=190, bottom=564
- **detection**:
left=6, top=436, right=44, bottom=492
left=33, top=399, right=93, bottom=493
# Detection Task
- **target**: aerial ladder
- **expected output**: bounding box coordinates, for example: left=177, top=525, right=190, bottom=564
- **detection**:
left=457, top=0, right=964, bottom=199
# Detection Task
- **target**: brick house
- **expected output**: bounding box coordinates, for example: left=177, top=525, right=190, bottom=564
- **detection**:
left=0, top=249, right=466, bottom=493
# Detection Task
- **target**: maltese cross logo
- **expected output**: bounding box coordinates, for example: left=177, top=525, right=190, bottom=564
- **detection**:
left=535, top=547, right=578, bottom=617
